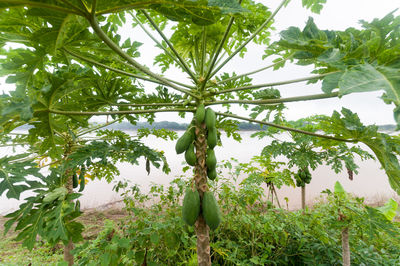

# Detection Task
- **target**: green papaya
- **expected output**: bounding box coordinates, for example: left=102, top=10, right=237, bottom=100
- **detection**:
left=205, top=108, right=216, bottom=129
left=185, top=143, right=197, bottom=166
left=207, top=127, right=217, bottom=149
left=195, top=104, right=206, bottom=123
left=175, top=131, right=193, bottom=154
left=207, top=168, right=217, bottom=180
left=182, top=188, right=200, bottom=226
left=304, top=168, right=312, bottom=184
left=72, top=173, right=78, bottom=188
left=206, top=148, right=217, bottom=170
left=78, top=167, right=86, bottom=192
left=202, top=191, right=221, bottom=230
left=75, top=200, right=81, bottom=212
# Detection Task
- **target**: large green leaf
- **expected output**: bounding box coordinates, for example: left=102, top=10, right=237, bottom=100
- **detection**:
left=0, top=0, right=247, bottom=25
left=339, top=64, right=400, bottom=103
left=0, top=154, right=44, bottom=200
left=318, top=108, right=400, bottom=195
left=377, top=198, right=399, bottom=221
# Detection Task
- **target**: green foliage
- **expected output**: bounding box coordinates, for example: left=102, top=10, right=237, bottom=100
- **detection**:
left=73, top=170, right=400, bottom=265
left=68, top=129, right=171, bottom=181
left=0, top=153, right=43, bottom=199
left=238, top=154, right=295, bottom=189
left=301, top=0, right=327, bottom=14
left=318, top=108, right=400, bottom=194
left=253, top=116, right=374, bottom=186
left=273, top=12, right=400, bottom=124
left=377, top=198, right=399, bottom=221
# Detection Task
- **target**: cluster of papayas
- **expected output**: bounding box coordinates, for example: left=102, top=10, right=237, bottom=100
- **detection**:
left=175, top=104, right=219, bottom=173
left=294, top=167, right=312, bottom=187
left=72, top=167, right=86, bottom=192
left=182, top=187, right=221, bottom=230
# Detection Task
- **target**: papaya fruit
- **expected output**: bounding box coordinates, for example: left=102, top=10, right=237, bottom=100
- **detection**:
left=202, top=191, right=221, bottom=230
left=304, top=168, right=312, bottom=184
left=72, top=173, right=78, bottom=188
left=175, top=131, right=193, bottom=154
left=182, top=188, right=200, bottom=226
left=195, top=104, right=205, bottom=123
left=78, top=167, right=86, bottom=192
left=207, top=168, right=217, bottom=181
left=75, top=200, right=81, bottom=212
left=145, top=158, right=151, bottom=175
left=206, top=148, right=217, bottom=170
left=205, top=108, right=216, bottom=129
left=207, top=127, right=217, bottom=149
left=185, top=143, right=196, bottom=166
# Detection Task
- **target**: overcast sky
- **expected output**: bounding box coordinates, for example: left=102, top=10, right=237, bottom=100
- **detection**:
left=1, top=0, right=399, bottom=125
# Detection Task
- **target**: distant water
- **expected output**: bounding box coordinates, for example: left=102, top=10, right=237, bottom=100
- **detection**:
left=1, top=131, right=398, bottom=215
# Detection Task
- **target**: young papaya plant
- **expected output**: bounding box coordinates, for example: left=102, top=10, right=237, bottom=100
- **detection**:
left=323, top=181, right=400, bottom=266
left=254, top=116, right=374, bottom=209
left=1, top=1, right=400, bottom=265
left=239, top=154, right=295, bottom=208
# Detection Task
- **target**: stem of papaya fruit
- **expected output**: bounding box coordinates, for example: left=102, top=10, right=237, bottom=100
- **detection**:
left=194, top=123, right=211, bottom=266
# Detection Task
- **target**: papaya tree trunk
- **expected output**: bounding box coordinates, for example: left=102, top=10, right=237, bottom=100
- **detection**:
left=194, top=123, right=211, bottom=266
left=64, top=239, right=74, bottom=266
left=341, top=227, right=350, bottom=266
left=301, top=185, right=306, bottom=210
left=64, top=145, right=74, bottom=266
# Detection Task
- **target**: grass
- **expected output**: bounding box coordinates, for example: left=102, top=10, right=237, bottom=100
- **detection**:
left=0, top=208, right=127, bottom=266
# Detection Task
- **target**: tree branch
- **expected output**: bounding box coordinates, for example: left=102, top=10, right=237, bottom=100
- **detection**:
left=62, top=47, right=172, bottom=87
left=211, top=54, right=294, bottom=86
left=200, top=26, right=207, bottom=78
left=113, top=53, right=195, bottom=89
left=216, top=111, right=356, bottom=143
left=76, top=117, right=124, bottom=137
left=206, top=92, right=339, bottom=105
left=213, top=72, right=338, bottom=95
left=210, top=0, right=289, bottom=78
left=141, top=10, right=198, bottom=83
left=110, top=102, right=193, bottom=107
left=87, top=14, right=199, bottom=98
left=201, top=8, right=237, bottom=90
left=130, top=12, right=183, bottom=70
left=49, top=108, right=195, bottom=116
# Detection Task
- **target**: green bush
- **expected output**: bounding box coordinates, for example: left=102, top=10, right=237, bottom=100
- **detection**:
left=73, top=175, right=400, bottom=265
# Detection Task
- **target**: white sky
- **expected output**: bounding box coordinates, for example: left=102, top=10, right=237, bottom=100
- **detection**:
left=1, top=0, right=399, bottom=125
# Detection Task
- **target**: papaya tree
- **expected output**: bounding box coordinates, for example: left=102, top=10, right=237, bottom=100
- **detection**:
left=254, top=116, right=374, bottom=209
left=1, top=0, right=400, bottom=265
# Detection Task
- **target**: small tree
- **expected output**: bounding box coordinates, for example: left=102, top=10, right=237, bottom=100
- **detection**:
left=255, top=117, right=374, bottom=209
left=239, top=154, right=295, bottom=208
left=324, top=181, right=399, bottom=266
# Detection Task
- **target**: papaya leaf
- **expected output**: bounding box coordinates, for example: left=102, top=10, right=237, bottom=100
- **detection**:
left=333, top=181, right=347, bottom=198
left=318, top=108, right=400, bottom=195
left=339, top=64, right=400, bottom=102
left=301, top=0, right=327, bottom=14
left=0, top=154, right=44, bottom=199
left=377, top=198, right=399, bottom=221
